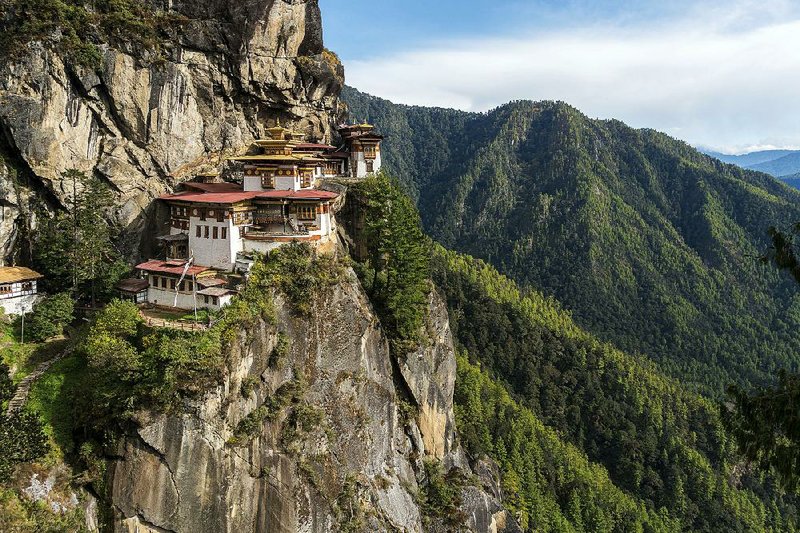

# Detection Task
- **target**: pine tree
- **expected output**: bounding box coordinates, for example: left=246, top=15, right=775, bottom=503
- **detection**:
left=33, top=169, right=123, bottom=305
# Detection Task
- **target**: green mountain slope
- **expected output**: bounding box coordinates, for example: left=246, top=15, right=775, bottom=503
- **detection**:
left=343, top=86, right=800, bottom=395
left=436, top=245, right=799, bottom=532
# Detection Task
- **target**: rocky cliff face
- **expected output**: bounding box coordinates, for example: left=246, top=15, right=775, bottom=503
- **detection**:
left=110, top=269, right=519, bottom=532
left=0, top=0, right=343, bottom=264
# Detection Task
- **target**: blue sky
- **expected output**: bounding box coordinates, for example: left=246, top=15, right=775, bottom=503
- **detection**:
left=319, top=0, right=800, bottom=153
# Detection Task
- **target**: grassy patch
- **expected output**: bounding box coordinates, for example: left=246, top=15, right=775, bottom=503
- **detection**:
left=24, top=354, right=86, bottom=458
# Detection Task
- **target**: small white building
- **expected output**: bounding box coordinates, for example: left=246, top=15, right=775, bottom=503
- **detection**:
left=134, top=260, right=235, bottom=311
left=0, top=267, right=43, bottom=316
left=338, top=123, right=383, bottom=178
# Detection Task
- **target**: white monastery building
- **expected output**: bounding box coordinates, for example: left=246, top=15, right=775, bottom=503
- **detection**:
left=128, top=121, right=383, bottom=311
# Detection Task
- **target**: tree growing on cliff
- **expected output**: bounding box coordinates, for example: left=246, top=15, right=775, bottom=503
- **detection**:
left=352, top=173, right=430, bottom=348
left=33, top=169, right=125, bottom=305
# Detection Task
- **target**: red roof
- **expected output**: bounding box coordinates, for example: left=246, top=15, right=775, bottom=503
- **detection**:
left=183, top=182, right=243, bottom=193
left=136, top=260, right=211, bottom=276
left=161, top=191, right=258, bottom=204
left=160, top=189, right=338, bottom=204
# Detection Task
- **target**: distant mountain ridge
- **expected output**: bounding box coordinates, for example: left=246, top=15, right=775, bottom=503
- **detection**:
left=701, top=148, right=800, bottom=178
left=342, top=85, right=800, bottom=395
left=749, top=152, right=800, bottom=177
left=781, top=172, right=800, bottom=190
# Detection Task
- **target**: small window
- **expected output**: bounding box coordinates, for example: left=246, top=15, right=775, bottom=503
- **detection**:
left=196, top=225, right=202, bottom=238
left=204, top=226, right=209, bottom=238
left=212, top=296, right=218, bottom=305
left=204, top=295, right=209, bottom=304
left=161, top=277, right=167, bottom=289
left=297, top=205, right=317, bottom=220
left=187, top=281, right=193, bottom=292
left=221, top=227, right=227, bottom=240
left=366, top=161, right=374, bottom=173
left=0, top=284, right=11, bottom=294
left=213, top=227, right=218, bottom=239
left=179, top=281, right=185, bottom=292
left=170, top=279, right=176, bottom=290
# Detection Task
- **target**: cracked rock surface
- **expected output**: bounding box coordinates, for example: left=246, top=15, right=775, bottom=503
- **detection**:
left=0, top=0, right=343, bottom=263
left=110, top=269, right=519, bottom=532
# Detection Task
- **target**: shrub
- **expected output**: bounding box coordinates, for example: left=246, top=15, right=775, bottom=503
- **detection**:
left=0, top=410, right=49, bottom=482
left=419, top=459, right=467, bottom=529
left=25, top=292, right=74, bottom=342
left=251, top=243, right=342, bottom=316
left=269, top=332, right=290, bottom=369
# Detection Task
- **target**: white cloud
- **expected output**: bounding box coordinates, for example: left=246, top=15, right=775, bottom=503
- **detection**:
left=343, top=3, right=800, bottom=153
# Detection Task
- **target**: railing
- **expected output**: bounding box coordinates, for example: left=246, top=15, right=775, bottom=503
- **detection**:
left=140, top=313, right=211, bottom=332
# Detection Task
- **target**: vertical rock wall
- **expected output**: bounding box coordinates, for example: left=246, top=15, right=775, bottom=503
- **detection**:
left=110, top=269, right=519, bottom=532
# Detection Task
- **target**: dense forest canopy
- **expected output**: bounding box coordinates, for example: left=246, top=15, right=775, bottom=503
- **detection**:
left=343, top=86, right=800, bottom=396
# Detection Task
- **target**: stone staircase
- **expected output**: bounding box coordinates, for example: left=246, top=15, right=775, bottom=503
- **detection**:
left=5, top=347, right=72, bottom=416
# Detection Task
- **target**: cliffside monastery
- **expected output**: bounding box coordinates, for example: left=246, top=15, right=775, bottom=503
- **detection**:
left=119, top=122, right=383, bottom=311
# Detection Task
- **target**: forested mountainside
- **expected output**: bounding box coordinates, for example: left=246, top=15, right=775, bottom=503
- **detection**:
left=434, top=244, right=799, bottom=532
left=343, top=86, right=800, bottom=395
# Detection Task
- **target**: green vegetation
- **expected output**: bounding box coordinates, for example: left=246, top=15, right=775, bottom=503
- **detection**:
left=343, top=86, right=800, bottom=396
left=723, top=224, right=800, bottom=490
left=0, top=0, right=178, bottom=68
left=456, top=354, right=680, bottom=532
left=78, top=298, right=235, bottom=426
left=254, top=243, right=342, bottom=316
left=350, top=173, right=431, bottom=349
left=24, top=293, right=74, bottom=343
left=433, top=244, right=799, bottom=532
left=0, top=364, right=48, bottom=482
left=725, top=371, right=800, bottom=492
left=418, top=459, right=468, bottom=530
left=32, top=170, right=129, bottom=305
left=0, top=487, right=87, bottom=532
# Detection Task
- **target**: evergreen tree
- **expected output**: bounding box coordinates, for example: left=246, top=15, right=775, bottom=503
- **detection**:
left=352, top=172, right=430, bottom=347
left=33, top=169, right=121, bottom=305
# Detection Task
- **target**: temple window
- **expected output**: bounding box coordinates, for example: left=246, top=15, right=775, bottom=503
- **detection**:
left=298, top=205, right=317, bottom=220
left=161, top=277, right=167, bottom=289
left=221, top=227, right=228, bottom=239
left=196, top=226, right=202, bottom=238
left=170, top=279, right=176, bottom=290
left=213, top=227, right=219, bottom=239
left=204, top=226, right=210, bottom=238
left=0, top=284, right=11, bottom=294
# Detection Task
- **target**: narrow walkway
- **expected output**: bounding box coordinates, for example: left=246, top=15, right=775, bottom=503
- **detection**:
left=5, top=347, right=72, bottom=416
left=140, top=314, right=210, bottom=332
